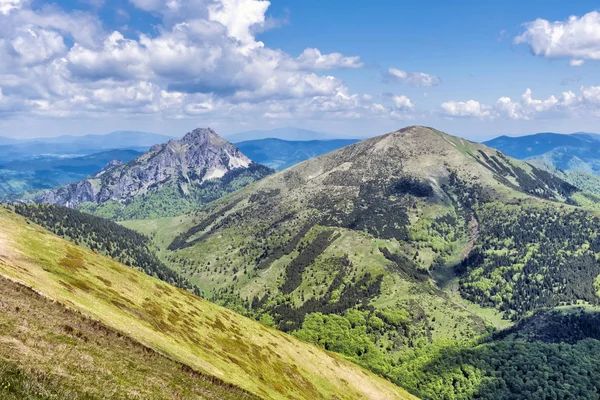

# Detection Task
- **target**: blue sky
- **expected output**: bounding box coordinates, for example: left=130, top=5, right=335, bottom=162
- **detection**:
left=0, top=0, right=599, bottom=140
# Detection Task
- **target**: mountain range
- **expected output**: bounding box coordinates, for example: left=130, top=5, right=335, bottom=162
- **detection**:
left=236, top=138, right=360, bottom=170
left=483, top=132, right=600, bottom=174
left=119, top=125, right=600, bottom=399
left=224, top=127, right=358, bottom=143
left=0, top=131, right=173, bottom=162
left=483, top=131, right=600, bottom=196
left=5, top=125, right=600, bottom=399
left=0, top=149, right=143, bottom=197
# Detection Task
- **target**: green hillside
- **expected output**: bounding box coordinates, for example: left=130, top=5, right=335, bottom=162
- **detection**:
left=0, top=276, right=258, bottom=400
left=0, top=206, right=415, bottom=400
left=121, top=126, right=600, bottom=397
left=395, top=307, right=600, bottom=399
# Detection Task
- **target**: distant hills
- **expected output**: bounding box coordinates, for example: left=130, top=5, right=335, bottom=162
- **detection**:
left=0, top=149, right=143, bottom=197
left=0, top=129, right=354, bottom=197
left=224, top=127, right=358, bottom=142
left=484, top=131, right=600, bottom=195
left=237, top=138, right=360, bottom=170
left=0, top=131, right=173, bottom=161
left=483, top=132, right=600, bottom=174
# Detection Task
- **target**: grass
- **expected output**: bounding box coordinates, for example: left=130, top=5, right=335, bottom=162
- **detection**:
left=122, top=126, right=586, bottom=390
left=0, top=276, right=257, bottom=400
left=0, top=207, right=415, bottom=400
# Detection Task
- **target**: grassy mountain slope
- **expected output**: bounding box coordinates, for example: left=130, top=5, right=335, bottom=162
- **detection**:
left=122, top=126, right=600, bottom=397
left=526, top=158, right=600, bottom=198
left=9, top=203, right=198, bottom=293
left=0, top=206, right=414, bottom=400
left=0, top=276, right=257, bottom=400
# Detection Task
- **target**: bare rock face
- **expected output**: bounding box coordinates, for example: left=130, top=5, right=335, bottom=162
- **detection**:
left=35, top=128, right=253, bottom=207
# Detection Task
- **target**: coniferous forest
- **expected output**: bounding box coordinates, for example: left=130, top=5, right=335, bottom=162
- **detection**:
left=8, top=203, right=199, bottom=294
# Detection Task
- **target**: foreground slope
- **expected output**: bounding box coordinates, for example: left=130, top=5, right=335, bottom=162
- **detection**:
left=0, top=276, right=257, bottom=400
left=126, top=126, right=600, bottom=395
left=0, top=206, right=414, bottom=400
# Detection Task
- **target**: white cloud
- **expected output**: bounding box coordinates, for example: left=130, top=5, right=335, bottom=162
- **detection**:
left=62, top=4, right=361, bottom=102
left=0, top=0, right=23, bottom=15
left=382, top=67, right=440, bottom=87
left=390, top=95, right=414, bottom=110
left=11, top=28, right=66, bottom=65
left=91, top=81, right=156, bottom=109
left=294, top=48, right=363, bottom=70
left=580, top=85, right=600, bottom=105
left=569, top=59, right=585, bottom=66
left=494, top=89, right=577, bottom=120
left=515, top=11, right=600, bottom=65
left=207, top=0, right=269, bottom=44
left=67, top=31, right=152, bottom=81
left=379, top=93, right=415, bottom=120
left=0, top=0, right=395, bottom=124
left=128, top=0, right=165, bottom=12
left=440, top=100, right=491, bottom=118
left=442, top=88, right=583, bottom=120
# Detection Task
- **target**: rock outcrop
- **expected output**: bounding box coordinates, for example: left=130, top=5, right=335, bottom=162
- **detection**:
left=35, top=128, right=254, bottom=208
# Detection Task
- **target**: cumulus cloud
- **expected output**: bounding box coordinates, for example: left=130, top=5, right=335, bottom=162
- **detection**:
left=11, top=28, right=66, bottom=65
left=441, top=88, right=588, bottom=120
left=0, top=0, right=387, bottom=124
left=515, top=11, right=600, bottom=65
left=207, top=0, right=270, bottom=43
left=379, top=93, right=415, bottom=120
left=440, top=100, right=491, bottom=118
left=390, top=94, right=414, bottom=110
left=294, top=48, right=363, bottom=70
left=0, top=0, right=23, bottom=15
left=382, top=67, right=440, bottom=87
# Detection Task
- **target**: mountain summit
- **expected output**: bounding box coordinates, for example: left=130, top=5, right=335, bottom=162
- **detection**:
left=31, top=128, right=272, bottom=219
left=148, top=126, right=597, bottom=394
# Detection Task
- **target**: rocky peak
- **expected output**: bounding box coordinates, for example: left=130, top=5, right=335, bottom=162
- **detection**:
left=33, top=127, right=259, bottom=209
left=95, top=159, right=124, bottom=177
left=180, top=127, right=219, bottom=145
left=105, top=159, right=124, bottom=169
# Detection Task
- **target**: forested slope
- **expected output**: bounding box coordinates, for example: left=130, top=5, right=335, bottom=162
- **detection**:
left=0, top=206, right=414, bottom=400
left=123, top=126, right=600, bottom=398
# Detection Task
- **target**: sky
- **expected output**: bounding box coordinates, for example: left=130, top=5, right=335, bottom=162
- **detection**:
left=1, top=0, right=600, bottom=140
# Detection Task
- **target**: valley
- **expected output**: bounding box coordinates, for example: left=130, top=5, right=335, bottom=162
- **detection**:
left=2, top=1, right=598, bottom=398
left=113, top=126, right=600, bottom=398
left=5, top=125, right=600, bottom=399
left=0, top=205, right=413, bottom=400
